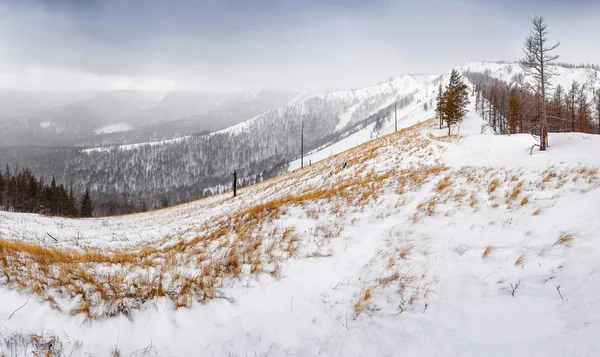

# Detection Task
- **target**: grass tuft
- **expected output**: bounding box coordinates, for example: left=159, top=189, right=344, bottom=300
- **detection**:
left=515, top=254, right=525, bottom=266
left=554, top=232, right=575, bottom=247
left=482, top=246, right=494, bottom=259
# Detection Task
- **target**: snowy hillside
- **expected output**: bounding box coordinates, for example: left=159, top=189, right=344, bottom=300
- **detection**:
left=3, top=95, right=600, bottom=355
left=0, top=89, right=307, bottom=147
left=462, top=61, right=600, bottom=97
left=290, top=62, right=600, bottom=169
left=217, top=74, right=437, bottom=137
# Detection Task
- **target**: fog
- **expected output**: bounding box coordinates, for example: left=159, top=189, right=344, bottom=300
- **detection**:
left=1, top=0, right=598, bottom=92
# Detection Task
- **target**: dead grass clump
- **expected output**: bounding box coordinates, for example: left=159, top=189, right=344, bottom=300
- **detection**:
left=488, top=178, right=500, bottom=194
left=427, top=200, right=436, bottom=216
left=543, top=171, right=555, bottom=183
left=482, top=246, right=494, bottom=259
left=435, top=176, right=452, bottom=192
left=506, top=181, right=524, bottom=203
left=515, top=254, right=525, bottom=266
left=378, top=273, right=400, bottom=287
left=399, top=245, right=413, bottom=260
left=469, top=197, right=478, bottom=207
left=533, top=207, right=543, bottom=216
left=554, top=232, right=575, bottom=247
left=520, top=195, right=530, bottom=206
left=354, top=287, right=373, bottom=314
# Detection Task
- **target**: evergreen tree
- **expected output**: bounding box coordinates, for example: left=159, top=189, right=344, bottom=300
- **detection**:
left=81, top=188, right=93, bottom=217
left=435, top=83, right=445, bottom=129
left=442, top=70, right=470, bottom=136
left=567, top=81, right=579, bottom=132
left=68, top=186, right=78, bottom=216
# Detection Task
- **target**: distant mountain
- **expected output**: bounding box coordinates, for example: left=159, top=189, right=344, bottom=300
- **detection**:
left=0, top=89, right=310, bottom=147
left=0, top=89, right=97, bottom=124
left=74, top=89, right=313, bottom=146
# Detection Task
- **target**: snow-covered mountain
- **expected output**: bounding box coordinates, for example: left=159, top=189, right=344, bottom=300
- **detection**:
left=461, top=61, right=600, bottom=95
left=1, top=62, right=598, bottom=206
left=0, top=89, right=98, bottom=124
left=0, top=74, right=437, bottom=204
left=0, top=89, right=309, bottom=147
left=3, top=86, right=600, bottom=355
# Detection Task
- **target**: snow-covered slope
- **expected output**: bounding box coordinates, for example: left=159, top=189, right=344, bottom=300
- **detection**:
left=3, top=93, right=600, bottom=356
left=217, top=74, right=437, bottom=137
left=462, top=61, right=600, bottom=96
left=289, top=62, right=600, bottom=170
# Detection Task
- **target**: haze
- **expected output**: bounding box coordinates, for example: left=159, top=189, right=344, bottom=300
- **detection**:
left=1, top=0, right=598, bottom=92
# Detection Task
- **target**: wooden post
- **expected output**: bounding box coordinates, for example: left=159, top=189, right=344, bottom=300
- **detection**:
left=301, top=120, right=304, bottom=168
left=232, top=171, right=237, bottom=197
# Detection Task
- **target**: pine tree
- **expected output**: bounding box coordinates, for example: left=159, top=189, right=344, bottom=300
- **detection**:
left=80, top=188, right=93, bottom=217
left=436, top=83, right=445, bottom=129
left=567, top=81, right=579, bottom=132
left=68, top=186, right=77, bottom=216
left=442, top=70, right=470, bottom=136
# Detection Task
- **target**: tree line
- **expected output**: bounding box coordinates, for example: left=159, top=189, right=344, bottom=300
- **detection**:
left=468, top=72, right=600, bottom=136
left=464, top=16, right=600, bottom=151
left=0, top=165, right=93, bottom=217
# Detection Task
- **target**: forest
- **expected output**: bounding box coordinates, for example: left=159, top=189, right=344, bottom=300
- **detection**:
left=466, top=65, right=600, bottom=137
left=0, top=166, right=92, bottom=217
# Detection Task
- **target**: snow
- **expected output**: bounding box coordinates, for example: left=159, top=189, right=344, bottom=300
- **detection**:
left=138, top=93, right=167, bottom=111
left=461, top=61, right=600, bottom=98
left=3, top=65, right=600, bottom=356
left=81, top=136, right=188, bottom=153
left=93, top=122, right=132, bottom=134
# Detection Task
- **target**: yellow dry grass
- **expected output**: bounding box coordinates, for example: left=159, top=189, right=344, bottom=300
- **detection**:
left=515, top=254, right=525, bottom=266
left=554, top=232, right=575, bottom=247
left=0, top=119, right=443, bottom=320
left=482, top=246, right=494, bottom=259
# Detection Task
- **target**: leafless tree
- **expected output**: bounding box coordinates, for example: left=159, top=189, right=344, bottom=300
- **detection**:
left=520, top=16, right=560, bottom=151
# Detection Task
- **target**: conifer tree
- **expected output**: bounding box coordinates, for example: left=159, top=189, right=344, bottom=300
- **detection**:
left=81, top=188, right=93, bottom=217
left=442, top=70, right=470, bottom=136
left=567, top=81, right=579, bottom=132
left=435, top=83, right=445, bottom=129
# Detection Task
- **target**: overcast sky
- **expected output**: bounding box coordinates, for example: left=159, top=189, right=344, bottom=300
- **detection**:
left=0, top=0, right=598, bottom=92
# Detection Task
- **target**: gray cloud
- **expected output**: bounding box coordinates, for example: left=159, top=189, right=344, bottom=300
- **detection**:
left=0, top=0, right=598, bottom=91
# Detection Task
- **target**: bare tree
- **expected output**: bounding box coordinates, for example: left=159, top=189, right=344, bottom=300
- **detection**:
left=520, top=15, right=560, bottom=151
